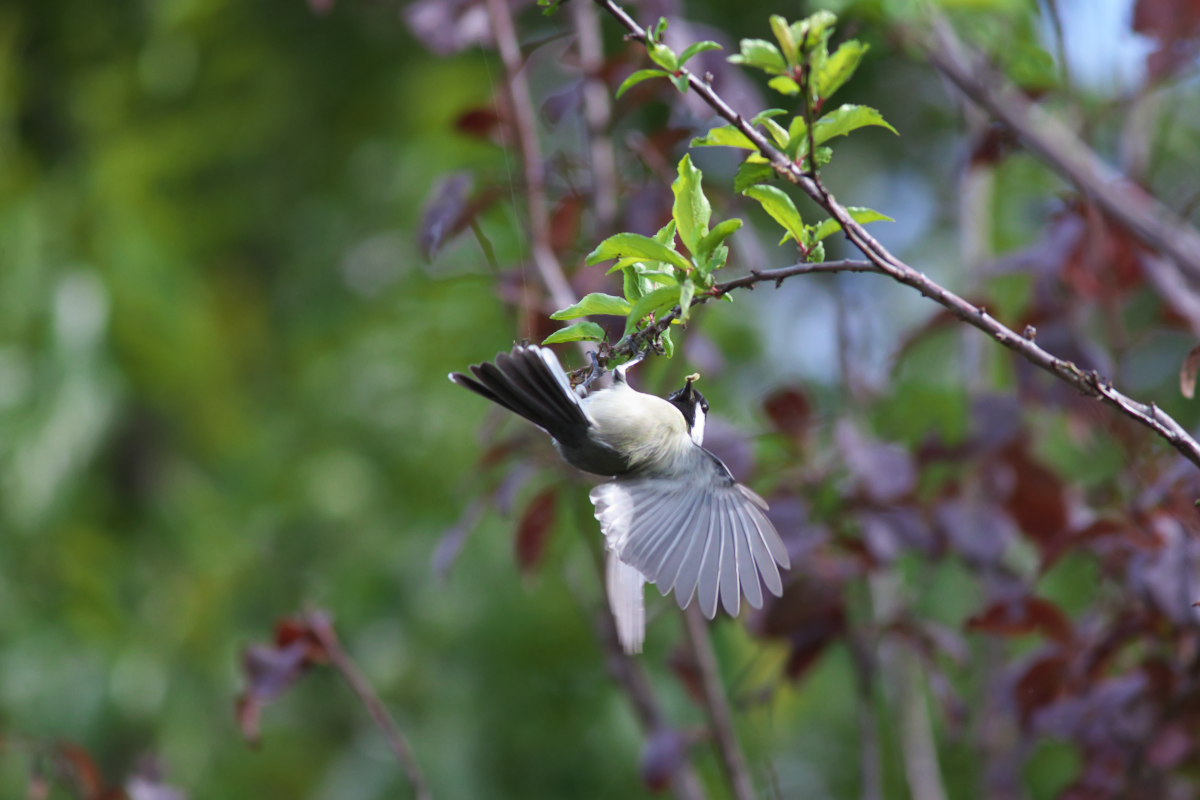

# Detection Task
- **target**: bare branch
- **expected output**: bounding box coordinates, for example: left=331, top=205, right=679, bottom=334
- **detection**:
left=484, top=0, right=577, bottom=313
left=918, top=16, right=1200, bottom=285
left=681, top=607, right=756, bottom=800
left=304, top=612, right=431, bottom=800
left=590, top=0, right=1200, bottom=470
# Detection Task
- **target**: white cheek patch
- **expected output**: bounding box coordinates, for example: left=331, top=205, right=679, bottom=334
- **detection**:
left=690, top=405, right=706, bottom=446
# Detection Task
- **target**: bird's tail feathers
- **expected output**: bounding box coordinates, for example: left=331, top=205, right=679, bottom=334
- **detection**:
left=449, top=345, right=589, bottom=442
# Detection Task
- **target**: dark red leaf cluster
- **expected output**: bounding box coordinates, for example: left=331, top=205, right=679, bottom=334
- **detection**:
left=236, top=617, right=330, bottom=746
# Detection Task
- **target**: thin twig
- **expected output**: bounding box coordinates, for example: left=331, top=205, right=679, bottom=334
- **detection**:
left=591, top=0, right=1200, bottom=471
left=485, top=0, right=577, bottom=313
left=305, top=611, right=431, bottom=800
left=573, top=522, right=708, bottom=800
left=681, top=606, right=756, bottom=800
left=571, top=0, right=619, bottom=233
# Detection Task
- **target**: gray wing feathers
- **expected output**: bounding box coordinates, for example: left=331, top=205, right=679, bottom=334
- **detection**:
left=590, top=477, right=789, bottom=622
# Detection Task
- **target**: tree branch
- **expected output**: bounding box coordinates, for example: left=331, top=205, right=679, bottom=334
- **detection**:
left=305, top=611, right=431, bottom=800
left=681, top=606, right=757, bottom=800
left=485, top=0, right=577, bottom=313
left=591, top=0, right=1200, bottom=471
left=916, top=16, right=1200, bottom=285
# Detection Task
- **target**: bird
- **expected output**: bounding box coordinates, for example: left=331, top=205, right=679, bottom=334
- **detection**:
left=449, top=344, right=790, bottom=653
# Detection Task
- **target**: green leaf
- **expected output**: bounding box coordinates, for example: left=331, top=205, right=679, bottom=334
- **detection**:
left=786, top=115, right=809, bottom=158
left=648, top=42, right=678, bottom=72
left=653, top=219, right=678, bottom=246
left=762, top=117, right=790, bottom=149
left=752, top=108, right=789, bottom=124
left=691, top=125, right=757, bottom=150
left=734, top=161, right=776, bottom=193
left=586, top=232, right=693, bottom=273
left=550, top=292, right=633, bottom=320
left=679, top=40, right=722, bottom=65
left=696, top=218, right=743, bottom=259
left=542, top=321, right=606, bottom=344
left=791, top=10, right=837, bottom=50
left=813, top=104, right=898, bottom=146
left=672, top=155, right=711, bottom=257
left=621, top=266, right=643, bottom=302
left=769, top=15, right=799, bottom=66
left=744, top=185, right=805, bottom=245
left=678, top=279, right=696, bottom=322
left=768, top=75, right=801, bottom=96
left=728, top=39, right=787, bottom=74
left=670, top=73, right=690, bottom=93
left=812, top=207, right=894, bottom=242
left=624, top=285, right=682, bottom=336
left=652, top=16, right=669, bottom=41
left=660, top=327, right=675, bottom=358
left=818, top=40, right=868, bottom=99
left=616, top=69, right=668, bottom=98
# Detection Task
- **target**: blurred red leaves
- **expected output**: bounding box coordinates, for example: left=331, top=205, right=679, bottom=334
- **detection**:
left=967, top=596, right=1074, bottom=644
left=515, top=486, right=559, bottom=574
left=1133, top=0, right=1200, bottom=80
left=763, top=386, right=811, bottom=443
left=236, top=617, right=329, bottom=746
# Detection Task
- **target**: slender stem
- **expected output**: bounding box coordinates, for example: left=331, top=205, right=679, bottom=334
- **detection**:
left=682, top=606, right=756, bottom=800
left=571, top=0, right=619, bottom=233
left=590, top=0, right=1200, bottom=471
left=484, top=0, right=577, bottom=313
left=305, top=612, right=431, bottom=800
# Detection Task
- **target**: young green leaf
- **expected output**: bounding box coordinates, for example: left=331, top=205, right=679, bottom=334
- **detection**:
left=792, top=10, right=837, bottom=50
left=678, top=279, right=696, bottom=322
left=813, top=104, right=898, bottom=146
left=762, top=116, right=790, bottom=149
left=672, top=155, right=711, bottom=257
left=769, top=15, right=799, bottom=66
left=696, top=218, right=743, bottom=259
left=691, top=125, right=758, bottom=150
left=812, top=207, right=895, bottom=242
left=586, top=232, right=693, bottom=273
left=679, top=40, right=722, bottom=66
left=768, top=76, right=801, bottom=96
left=660, top=327, right=675, bottom=358
left=550, top=293, right=633, bottom=320
left=734, top=161, right=776, bottom=193
left=728, top=39, right=788, bottom=74
left=653, top=219, right=678, bottom=246
left=744, top=185, right=806, bottom=245
left=752, top=108, right=789, bottom=124
left=621, top=266, right=644, bottom=302
left=648, top=42, right=679, bottom=72
left=624, top=285, right=682, bottom=336
left=543, top=321, right=606, bottom=344
left=818, top=40, right=869, bottom=99
left=617, top=69, right=668, bottom=99
left=786, top=116, right=809, bottom=158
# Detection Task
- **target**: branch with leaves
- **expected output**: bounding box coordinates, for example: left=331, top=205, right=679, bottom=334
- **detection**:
left=545, top=0, right=1200, bottom=469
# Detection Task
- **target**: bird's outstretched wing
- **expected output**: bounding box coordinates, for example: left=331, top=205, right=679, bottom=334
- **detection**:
left=590, top=468, right=790, bottom=622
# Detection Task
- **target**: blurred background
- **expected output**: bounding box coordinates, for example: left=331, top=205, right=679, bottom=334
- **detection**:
left=4, top=0, right=1200, bottom=797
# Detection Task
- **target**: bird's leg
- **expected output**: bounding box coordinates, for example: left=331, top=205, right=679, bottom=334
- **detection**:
left=580, top=350, right=606, bottom=393
left=614, top=350, right=647, bottom=383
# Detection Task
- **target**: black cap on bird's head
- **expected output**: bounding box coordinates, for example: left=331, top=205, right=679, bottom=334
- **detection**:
left=667, top=373, right=708, bottom=442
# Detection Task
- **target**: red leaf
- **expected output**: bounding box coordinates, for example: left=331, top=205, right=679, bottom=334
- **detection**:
left=55, top=742, right=106, bottom=799
left=763, top=387, right=811, bottom=442
left=235, top=616, right=329, bottom=746
left=967, top=596, right=1074, bottom=644
left=548, top=195, right=584, bottom=255
left=1014, top=652, right=1070, bottom=726
left=1133, top=0, right=1200, bottom=80
left=999, top=440, right=1069, bottom=545
left=515, top=487, right=558, bottom=574
left=455, top=107, right=504, bottom=140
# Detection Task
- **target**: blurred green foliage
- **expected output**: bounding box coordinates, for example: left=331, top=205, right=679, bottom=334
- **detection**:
left=5, top=0, right=1200, bottom=798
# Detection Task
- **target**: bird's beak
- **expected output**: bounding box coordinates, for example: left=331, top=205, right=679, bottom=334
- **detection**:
left=679, top=373, right=701, bottom=401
